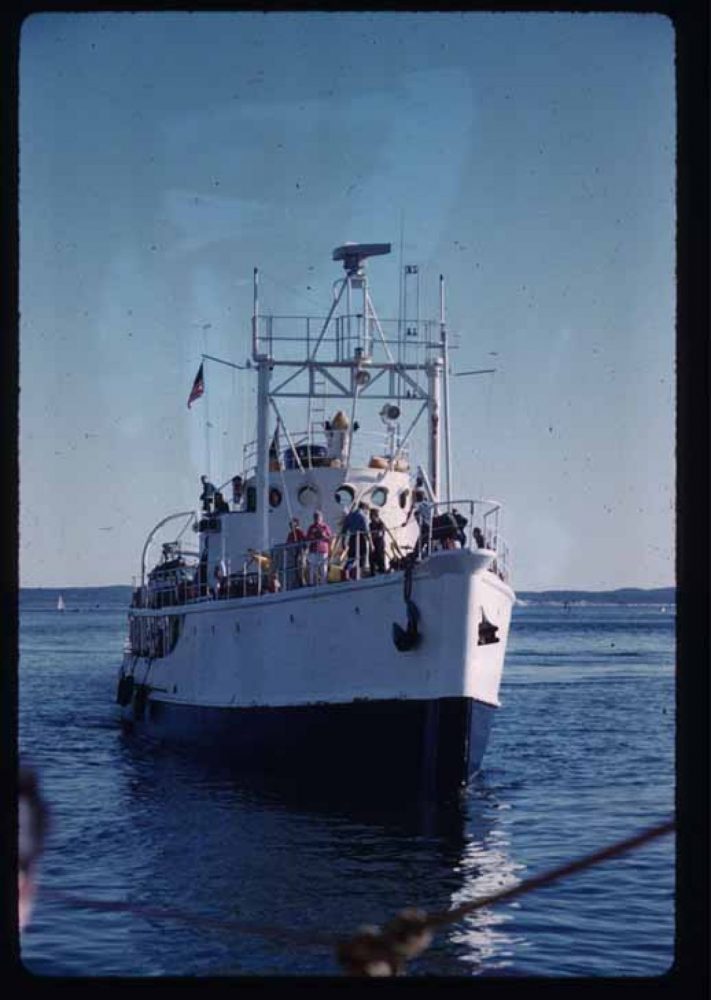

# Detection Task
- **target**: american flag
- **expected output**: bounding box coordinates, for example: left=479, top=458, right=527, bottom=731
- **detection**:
left=269, top=421, right=280, bottom=457
left=187, top=363, right=204, bottom=408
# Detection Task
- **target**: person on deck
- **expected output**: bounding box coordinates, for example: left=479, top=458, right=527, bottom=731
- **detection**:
left=452, top=507, right=468, bottom=547
left=213, top=558, right=227, bottom=598
left=213, top=492, right=229, bottom=514
left=369, top=508, right=387, bottom=574
left=196, top=546, right=209, bottom=597
left=200, top=476, right=216, bottom=513
left=306, top=510, right=332, bottom=586
left=403, top=489, right=433, bottom=557
left=439, top=511, right=460, bottom=550
left=246, top=549, right=271, bottom=594
left=341, top=501, right=370, bottom=578
left=247, top=550, right=271, bottom=574
left=231, top=475, right=244, bottom=507
left=285, top=518, right=307, bottom=588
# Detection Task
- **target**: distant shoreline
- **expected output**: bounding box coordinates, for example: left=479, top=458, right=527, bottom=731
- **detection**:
left=19, top=584, right=676, bottom=606
left=516, top=586, right=675, bottom=605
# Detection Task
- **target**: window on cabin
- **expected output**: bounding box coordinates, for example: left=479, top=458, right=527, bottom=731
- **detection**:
left=369, top=486, right=388, bottom=507
left=297, top=484, right=319, bottom=507
left=334, top=484, right=355, bottom=506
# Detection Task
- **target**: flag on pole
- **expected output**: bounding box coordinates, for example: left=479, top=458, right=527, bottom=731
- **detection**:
left=269, top=420, right=281, bottom=468
left=187, top=363, right=205, bottom=408
left=269, top=421, right=280, bottom=458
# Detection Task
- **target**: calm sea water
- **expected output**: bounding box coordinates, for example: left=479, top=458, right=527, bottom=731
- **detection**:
left=18, top=589, right=675, bottom=977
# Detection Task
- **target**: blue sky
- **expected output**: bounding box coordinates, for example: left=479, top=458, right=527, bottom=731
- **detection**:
left=19, top=11, right=675, bottom=590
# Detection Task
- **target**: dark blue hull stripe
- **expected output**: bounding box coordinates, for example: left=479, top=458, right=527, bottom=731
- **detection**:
left=126, top=696, right=496, bottom=796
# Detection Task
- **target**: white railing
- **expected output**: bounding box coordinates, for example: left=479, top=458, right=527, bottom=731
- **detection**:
left=422, top=499, right=511, bottom=584
left=255, top=314, right=443, bottom=363
left=242, top=426, right=411, bottom=480
left=129, top=497, right=510, bottom=630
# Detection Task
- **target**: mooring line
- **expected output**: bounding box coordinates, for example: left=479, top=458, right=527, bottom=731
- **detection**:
left=36, top=818, right=674, bottom=973
left=337, top=817, right=675, bottom=975
left=37, top=889, right=335, bottom=949
left=427, top=816, right=675, bottom=929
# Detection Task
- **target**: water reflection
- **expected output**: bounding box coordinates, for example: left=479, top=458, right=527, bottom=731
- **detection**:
left=445, top=818, right=525, bottom=973
left=110, top=734, right=524, bottom=976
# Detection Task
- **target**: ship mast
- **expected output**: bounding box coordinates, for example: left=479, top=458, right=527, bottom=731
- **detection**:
left=250, top=242, right=451, bottom=530
left=440, top=274, right=452, bottom=507
left=426, top=355, right=442, bottom=500
left=331, top=243, right=391, bottom=477
left=252, top=266, right=271, bottom=554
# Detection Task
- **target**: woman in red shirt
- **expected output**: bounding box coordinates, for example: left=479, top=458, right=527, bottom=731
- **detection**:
left=305, top=510, right=332, bottom=585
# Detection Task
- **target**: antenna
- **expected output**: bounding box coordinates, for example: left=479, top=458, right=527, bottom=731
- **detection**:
left=332, top=243, right=391, bottom=275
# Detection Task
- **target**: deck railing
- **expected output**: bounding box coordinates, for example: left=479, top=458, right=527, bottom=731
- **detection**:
left=254, top=313, right=443, bottom=363
left=241, top=426, right=411, bottom=484
left=423, top=499, right=510, bottom=584
left=130, top=496, right=509, bottom=621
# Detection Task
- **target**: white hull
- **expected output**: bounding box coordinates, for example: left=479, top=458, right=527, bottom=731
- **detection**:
left=120, top=551, right=512, bottom=713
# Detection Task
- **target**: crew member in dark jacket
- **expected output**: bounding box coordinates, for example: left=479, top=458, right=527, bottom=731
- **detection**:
left=369, top=508, right=387, bottom=574
left=341, top=502, right=370, bottom=577
left=200, top=475, right=216, bottom=513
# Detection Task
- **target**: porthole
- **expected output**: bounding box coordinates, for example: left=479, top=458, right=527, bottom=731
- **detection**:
left=369, top=486, right=388, bottom=507
left=398, top=488, right=410, bottom=510
left=335, top=484, right=355, bottom=506
left=269, top=486, right=282, bottom=508
left=297, top=484, right=319, bottom=508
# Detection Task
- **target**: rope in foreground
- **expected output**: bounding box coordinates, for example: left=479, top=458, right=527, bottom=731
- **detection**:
left=37, top=817, right=674, bottom=975
left=336, top=817, right=675, bottom=975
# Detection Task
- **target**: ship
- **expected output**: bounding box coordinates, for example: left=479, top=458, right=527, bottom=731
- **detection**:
left=116, top=242, right=515, bottom=798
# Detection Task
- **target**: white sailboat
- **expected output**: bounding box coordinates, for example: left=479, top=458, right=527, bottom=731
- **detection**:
left=116, top=242, right=515, bottom=797
left=57, top=594, right=65, bottom=612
